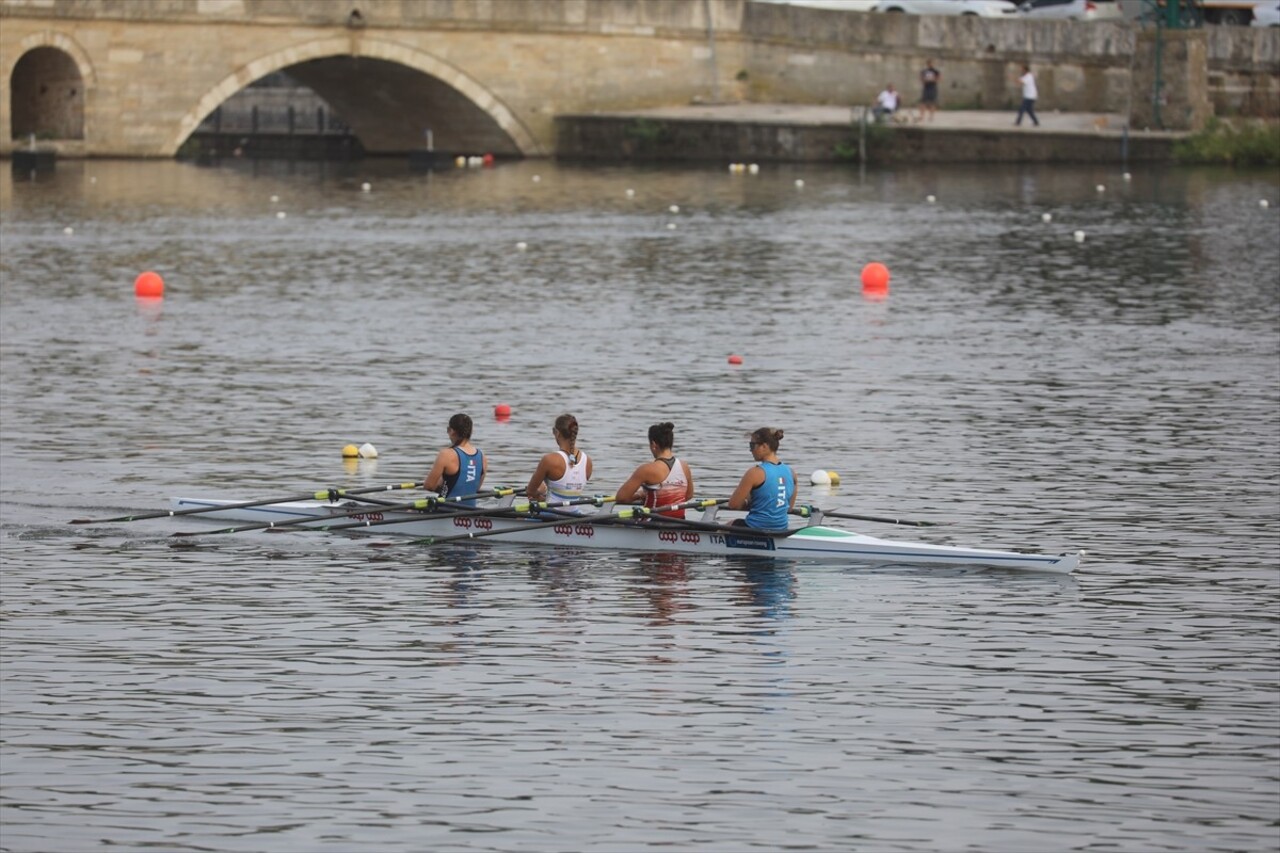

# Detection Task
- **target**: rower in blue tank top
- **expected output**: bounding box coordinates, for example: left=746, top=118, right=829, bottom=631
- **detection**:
left=423, top=413, right=486, bottom=507
left=727, top=426, right=797, bottom=531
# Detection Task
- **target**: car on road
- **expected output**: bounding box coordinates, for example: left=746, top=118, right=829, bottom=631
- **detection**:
left=871, top=0, right=1019, bottom=16
left=1017, top=0, right=1123, bottom=19
left=1250, top=0, right=1280, bottom=24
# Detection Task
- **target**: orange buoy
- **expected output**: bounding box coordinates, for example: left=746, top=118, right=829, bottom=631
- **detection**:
left=482, top=153, right=495, bottom=167
left=134, top=271, right=164, bottom=298
left=494, top=403, right=511, bottom=418
left=728, top=354, right=744, bottom=365
left=860, top=262, right=890, bottom=292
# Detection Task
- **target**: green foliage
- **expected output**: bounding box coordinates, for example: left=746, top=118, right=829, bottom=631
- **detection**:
left=625, top=118, right=669, bottom=145
left=1174, top=118, right=1280, bottom=167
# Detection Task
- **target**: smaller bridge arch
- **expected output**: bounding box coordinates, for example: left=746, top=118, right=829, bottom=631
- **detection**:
left=6, top=30, right=96, bottom=143
left=169, top=36, right=541, bottom=158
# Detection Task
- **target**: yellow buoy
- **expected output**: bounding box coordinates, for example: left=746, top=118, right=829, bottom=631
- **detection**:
left=342, top=444, right=359, bottom=458
left=826, top=471, right=841, bottom=485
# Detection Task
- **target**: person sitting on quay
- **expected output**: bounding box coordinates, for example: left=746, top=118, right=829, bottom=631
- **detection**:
left=872, top=84, right=900, bottom=124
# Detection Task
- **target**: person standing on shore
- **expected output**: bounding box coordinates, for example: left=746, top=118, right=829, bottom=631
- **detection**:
left=917, top=59, right=941, bottom=123
left=1015, top=64, right=1040, bottom=128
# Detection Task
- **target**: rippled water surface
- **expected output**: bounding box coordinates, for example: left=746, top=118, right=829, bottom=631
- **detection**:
left=2, top=159, right=1278, bottom=852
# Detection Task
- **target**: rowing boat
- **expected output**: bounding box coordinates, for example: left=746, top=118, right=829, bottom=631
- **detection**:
left=170, top=497, right=1082, bottom=574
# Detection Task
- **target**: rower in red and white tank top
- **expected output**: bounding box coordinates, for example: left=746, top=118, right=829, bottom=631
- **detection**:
left=643, top=457, right=690, bottom=519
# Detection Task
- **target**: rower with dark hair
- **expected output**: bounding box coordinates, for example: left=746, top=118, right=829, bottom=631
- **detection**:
left=423, top=412, right=486, bottom=507
left=727, top=427, right=796, bottom=531
left=616, top=421, right=696, bottom=519
left=526, top=413, right=594, bottom=514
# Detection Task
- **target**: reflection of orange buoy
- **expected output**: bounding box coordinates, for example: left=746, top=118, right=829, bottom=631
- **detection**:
left=494, top=403, right=511, bottom=419
left=728, top=354, right=743, bottom=365
left=134, top=271, right=164, bottom=298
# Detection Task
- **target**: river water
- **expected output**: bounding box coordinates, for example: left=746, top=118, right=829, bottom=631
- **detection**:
left=1, top=157, right=1277, bottom=853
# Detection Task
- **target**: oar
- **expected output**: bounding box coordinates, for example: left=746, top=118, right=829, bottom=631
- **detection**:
left=791, top=506, right=951, bottom=527
left=70, top=481, right=423, bottom=525
left=540, top=501, right=799, bottom=538
left=170, top=487, right=521, bottom=537
left=335, top=494, right=617, bottom=534
left=386, top=497, right=723, bottom=549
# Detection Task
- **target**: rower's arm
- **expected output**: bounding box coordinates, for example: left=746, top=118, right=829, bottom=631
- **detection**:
left=727, top=467, right=763, bottom=511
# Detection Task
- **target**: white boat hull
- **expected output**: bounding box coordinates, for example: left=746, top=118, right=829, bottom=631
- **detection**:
left=171, top=498, right=1082, bottom=574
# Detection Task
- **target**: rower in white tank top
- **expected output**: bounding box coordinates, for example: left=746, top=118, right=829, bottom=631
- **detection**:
left=545, top=449, right=592, bottom=513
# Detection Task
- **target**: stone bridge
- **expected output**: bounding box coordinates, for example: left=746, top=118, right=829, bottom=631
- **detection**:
left=1, top=0, right=1276, bottom=158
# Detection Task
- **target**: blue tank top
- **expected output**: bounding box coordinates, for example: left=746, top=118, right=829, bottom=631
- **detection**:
left=443, top=447, right=483, bottom=506
left=745, top=460, right=794, bottom=531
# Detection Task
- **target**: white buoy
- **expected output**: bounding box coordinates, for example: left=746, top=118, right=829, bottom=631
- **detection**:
left=747, top=164, right=759, bottom=174
left=269, top=194, right=279, bottom=203
left=795, top=179, right=805, bottom=188
left=1096, top=184, right=1106, bottom=193
left=276, top=211, right=287, bottom=219
left=625, top=188, right=636, bottom=198
left=666, top=222, right=677, bottom=230
left=516, top=241, right=528, bottom=251
left=1123, top=172, right=1132, bottom=181
left=1261, top=199, right=1271, bottom=209
left=1041, top=212, right=1052, bottom=223
left=810, top=469, right=831, bottom=486
left=532, top=175, right=541, bottom=183
left=63, top=226, right=74, bottom=235
left=358, top=442, right=378, bottom=459
left=1073, top=230, right=1086, bottom=243
left=926, top=194, right=936, bottom=204
left=669, top=204, right=680, bottom=214
left=89, top=176, right=96, bottom=184
left=361, top=182, right=372, bottom=192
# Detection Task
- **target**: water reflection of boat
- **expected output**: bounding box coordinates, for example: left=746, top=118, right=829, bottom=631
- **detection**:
left=635, top=552, right=691, bottom=625
left=726, top=557, right=796, bottom=620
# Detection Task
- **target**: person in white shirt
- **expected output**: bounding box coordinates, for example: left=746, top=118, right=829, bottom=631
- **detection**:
left=872, top=84, right=899, bottom=123
left=1015, top=64, right=1040, bottom=127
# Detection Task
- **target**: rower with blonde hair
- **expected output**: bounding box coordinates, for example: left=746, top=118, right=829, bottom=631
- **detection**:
left=526, top=413, right=594, bottom=514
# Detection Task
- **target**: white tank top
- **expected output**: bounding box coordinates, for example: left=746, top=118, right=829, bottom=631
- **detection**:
left=546, top=450, right=591, bottom=513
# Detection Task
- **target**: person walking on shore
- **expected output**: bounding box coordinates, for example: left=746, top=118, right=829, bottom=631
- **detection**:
left=1015, top=64, right=1040, bottom=128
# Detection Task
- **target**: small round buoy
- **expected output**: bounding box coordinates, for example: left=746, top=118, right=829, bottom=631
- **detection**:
left=455, top=156, right=467, bottom=168
left=1261, top=199, right=1271, bottom=209
left=134, top=271, right=164, bottom=298
left=728, top=354, right=743, bottom=365
left=625, top=188, right=636, bottom=198
left=275, top=211, right=286, bottom=219
left=516, top=241, right=528, bottom=251
left=810, top=469, right=831, bottom=486
left=795, top=179, right=805, bottom=188
left=669, top=204, right=680, bottom=214
left=494, top=403, right=511, bottom=418
left=270, top=194, right=279, bottom=203
left=926, top=195, right=936, bottom=204
left=1041, top=213, right=1052, bottom=223
left=728, top=164, right=737, bottom=173
left=63, top=226, right=74, bottom=235
left=860, top=262, right=890, bottom=292
left=89, top=176, right=96, bottom=184
left=482, top=153, right=495, bottom=167
left=826, top=471, right=841, bottom=485
left=747, top=164, right=759, bottom=174
left=1123, top=172, right=1132, bottom=181
left=532, top=175, right=541, bottom=183
left=342, top=444, right=360, bottom=458
left=666, top=222, right=677, bottom=230
left=1074, top=230, right=1086, bottom=243
left=1096, top=184, right=1106, bottom=193
left=358, top=442, right=378, bottom=459
left=361, top=182, right=371, bottom=192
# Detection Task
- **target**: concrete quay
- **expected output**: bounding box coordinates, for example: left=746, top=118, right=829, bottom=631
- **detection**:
left=555, top=103, right=1186, bottom=165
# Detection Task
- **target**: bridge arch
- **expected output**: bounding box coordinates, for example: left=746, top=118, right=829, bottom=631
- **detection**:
left=6, top=31, right=96, bottom=142
left=169, top=36, right=541, bottom=157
